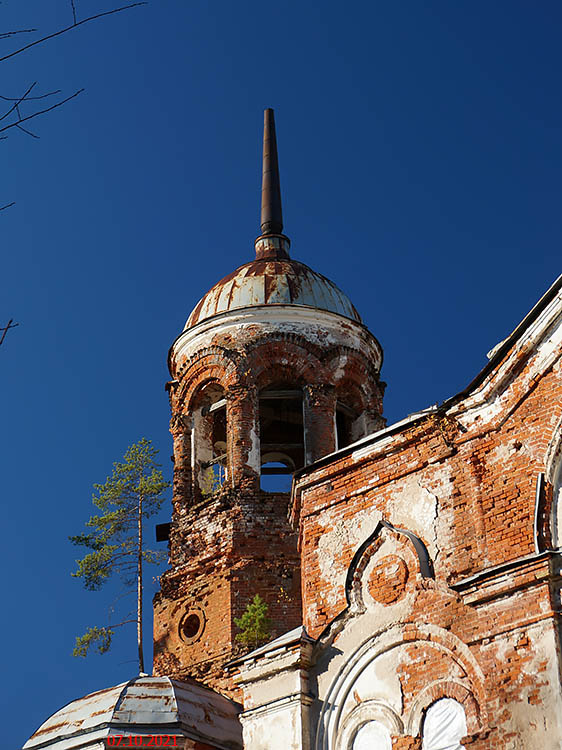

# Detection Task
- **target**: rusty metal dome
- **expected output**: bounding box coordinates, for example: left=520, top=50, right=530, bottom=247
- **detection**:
left=23, top=675, right=241, bottom=750
left=185, top=256, right=362, bottom=329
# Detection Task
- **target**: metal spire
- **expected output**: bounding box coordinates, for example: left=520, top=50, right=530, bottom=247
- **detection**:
left=260, top=108, right=283, bottom=236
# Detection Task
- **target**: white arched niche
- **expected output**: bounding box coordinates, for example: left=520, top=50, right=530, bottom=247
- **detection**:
left=545, top=416, right=562, bottom=549
left=422, top=698, right=467, bottom=750
left=553, top=453, right=562, bottom=548
left=352, top=720, right=391, bottom=750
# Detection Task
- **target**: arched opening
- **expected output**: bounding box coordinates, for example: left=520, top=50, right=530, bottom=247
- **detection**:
left=335, top=400, right=357, bottom=450
left=352, top=721, right=391, bottom=750
left=259, top=384, right=303, bottom=492
left=422, top=698, right=467, bottom=750
left=336, top=380, right=369, bottom=449
left=191, top=382, right=227, bottom=498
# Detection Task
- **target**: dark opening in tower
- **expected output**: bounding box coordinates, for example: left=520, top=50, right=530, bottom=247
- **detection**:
left=259, top=385, right=304, bottom=492
left=335, top=400, right=357, bottom=450
left=193, top=382, right=227, bottom=497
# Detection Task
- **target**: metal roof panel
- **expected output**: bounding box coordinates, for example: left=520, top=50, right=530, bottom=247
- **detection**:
left=23, top=677, right=242, bottom=750
left=185, top=259, right=361, bottom=328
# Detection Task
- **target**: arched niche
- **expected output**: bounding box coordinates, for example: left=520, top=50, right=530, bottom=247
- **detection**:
left=351, top=720, right=391, bottom=750
left=336, top=700, right=402, bottom=750
left=345, top=520, right=434, bottom=614
left=545, top=415, right=562, bottom=548
left=421, top=698, right=467, bottom=750
left=550, top=448, right=562, bottom=548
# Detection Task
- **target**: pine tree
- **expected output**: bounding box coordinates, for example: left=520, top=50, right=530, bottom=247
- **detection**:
left=70, top=438, right=170, bottom=672
left=234, top=594, right=271, bottom=649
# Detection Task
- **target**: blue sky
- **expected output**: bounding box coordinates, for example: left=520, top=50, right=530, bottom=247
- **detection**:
left=3, top=1, right=561, bottom=747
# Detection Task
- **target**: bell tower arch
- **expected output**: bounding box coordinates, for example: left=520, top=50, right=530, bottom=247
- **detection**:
left=153, top=110, right=384, bottom=694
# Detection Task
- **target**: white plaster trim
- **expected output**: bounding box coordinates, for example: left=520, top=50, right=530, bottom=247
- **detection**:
left=336, top=700, right=404, bottom=749
left=545, top=417, right=562, bottom=549
left=172, top=305, right=382, bottom=371
left=236, top=651, right=307, bottom=684
left=448, top=288, right=562, bottom=429
left=240, top=692, right=313, bottom=720
left=545, top=413, right=562, bottom=485
left=234, top=626, right=308, bottom=663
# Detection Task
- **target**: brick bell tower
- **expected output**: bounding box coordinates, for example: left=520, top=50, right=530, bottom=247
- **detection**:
left=153, top=109, right=385, bottom=693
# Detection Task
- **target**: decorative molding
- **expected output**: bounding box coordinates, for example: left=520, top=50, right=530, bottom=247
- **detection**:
left=336, top=700, right=404, bottom=749
left=344, top=520, right=433, bottom=607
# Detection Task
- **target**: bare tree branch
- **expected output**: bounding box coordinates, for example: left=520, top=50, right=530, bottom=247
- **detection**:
left=0, top=3, right=147, bottom=214
left=0, top=29, right=37, bottom=40
left=0, top=81, right=37, bottom=122
left=0, top=319, right=19, bottom=346
left=0, top=3, right=147, bottom=64
left=0, top=89, right=61, bottom=102
left=0, top=88, right=84, bottom=136
left=16, top=123, right=39, bottom=138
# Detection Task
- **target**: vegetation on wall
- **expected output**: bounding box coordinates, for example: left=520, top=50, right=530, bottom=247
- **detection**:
left=234, top=594, right=271, bottom=649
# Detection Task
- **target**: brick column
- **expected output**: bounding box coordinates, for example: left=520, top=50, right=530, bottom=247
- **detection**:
left=171, top=417, right=192, bottom=507
left=227, top=384, right=260, bottom=490
left=303, top=384, right=336, bottom=465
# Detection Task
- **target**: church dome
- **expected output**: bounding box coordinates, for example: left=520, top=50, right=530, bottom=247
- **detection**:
left=186, top=256, right=361, bottom=329
left=23, top=675, right=241, bottom=750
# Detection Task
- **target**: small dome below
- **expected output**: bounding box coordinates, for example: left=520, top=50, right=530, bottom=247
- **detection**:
left=186, top=257, right=362, bottom=329
left=23, top=676, right=242, bottom=750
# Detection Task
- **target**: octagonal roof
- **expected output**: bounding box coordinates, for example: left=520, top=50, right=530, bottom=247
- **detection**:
left=23, top=676, right=242, bottom=750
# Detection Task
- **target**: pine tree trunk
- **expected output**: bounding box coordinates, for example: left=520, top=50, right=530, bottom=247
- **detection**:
left=137, top=492, right=144, bottom=674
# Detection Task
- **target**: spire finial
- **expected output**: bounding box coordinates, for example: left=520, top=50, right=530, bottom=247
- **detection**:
left=260, top=108, right=283, bottom=235
left=255, top=109, right=290, bottom=260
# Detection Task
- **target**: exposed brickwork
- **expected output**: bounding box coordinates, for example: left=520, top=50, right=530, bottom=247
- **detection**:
left=368, top=554, right=409, bottom=604
left=154, top=487, right=302, bottom=698
left=392, top=739, right=421, bottom=750
left=291, top=320, right=562, bottom=747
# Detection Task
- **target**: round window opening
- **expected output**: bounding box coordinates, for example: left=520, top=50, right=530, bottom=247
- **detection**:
left=179, top=608, right=205, bottom=644
left=183, top=614, right=200, bottom=638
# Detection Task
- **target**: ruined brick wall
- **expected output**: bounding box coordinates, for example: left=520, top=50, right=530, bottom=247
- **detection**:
left=293, top=304, right=562, bottom=748
left=154, top=489, right=301, bottom=697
